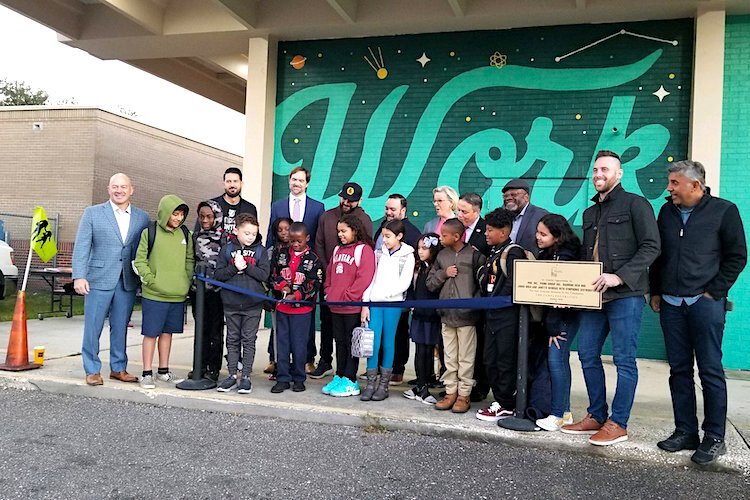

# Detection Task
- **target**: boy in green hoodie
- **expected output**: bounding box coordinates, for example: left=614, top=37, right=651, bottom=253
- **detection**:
left=134, top=194, right=194, bottom=389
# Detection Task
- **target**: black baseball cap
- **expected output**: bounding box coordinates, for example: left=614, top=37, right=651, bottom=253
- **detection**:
left=339, top=182, right=363, bottom=201
left=502, top=179, right=530, bottom=193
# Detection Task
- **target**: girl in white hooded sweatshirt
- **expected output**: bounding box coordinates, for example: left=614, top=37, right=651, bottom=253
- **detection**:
left=360, top=219, right=415, bottom=401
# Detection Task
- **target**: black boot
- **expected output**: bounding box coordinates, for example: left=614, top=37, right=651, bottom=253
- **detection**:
left=372, top=368, right=392, bottom=401
left=360, top=369, right=379, bottom=401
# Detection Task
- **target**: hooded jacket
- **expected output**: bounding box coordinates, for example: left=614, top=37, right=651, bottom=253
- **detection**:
left=134, top=194, right=194, bottom=303
left=324, top=242, right=376, bottom=314
left=363, top=243, right=415, bottom=302
left=214, top=230, right=270, bottom=308
left=193, top=199, right=227, bottom=290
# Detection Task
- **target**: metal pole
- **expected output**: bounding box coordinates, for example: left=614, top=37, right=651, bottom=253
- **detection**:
left=177, top=263, right=216, bottom=390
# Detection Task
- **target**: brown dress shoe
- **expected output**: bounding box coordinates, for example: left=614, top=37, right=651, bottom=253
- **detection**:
left=263, top=361, right=276, bottom=374
left=589, top=419, right=628, bottom=446
left=85, top=373, right=104, bottom=386
left=110, top=371, right=138, bottom=383
left=388, top=374, right=404, bottom=386
left=561, top=413, right=604, bottom=435
left=304, top=362, right=316, bottom=375
left=452, top=395, right=471, bottom=413
left=435, top=392, right=458, bottom=411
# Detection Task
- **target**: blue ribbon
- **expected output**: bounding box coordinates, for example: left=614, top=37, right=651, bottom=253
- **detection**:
left=195, top=274, right=513, bottom=310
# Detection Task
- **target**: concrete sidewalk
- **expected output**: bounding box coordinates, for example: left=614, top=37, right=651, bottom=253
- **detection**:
left=1, top=311, right=749, bottom=475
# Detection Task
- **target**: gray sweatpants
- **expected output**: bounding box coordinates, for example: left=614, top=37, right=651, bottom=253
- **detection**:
left=224, top=305, right=261, bottom=378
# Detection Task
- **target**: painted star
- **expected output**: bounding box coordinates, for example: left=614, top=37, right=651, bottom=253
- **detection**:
left=653, top=85, right=670, bottom=102
left=417, top=52, right=431, bottom=68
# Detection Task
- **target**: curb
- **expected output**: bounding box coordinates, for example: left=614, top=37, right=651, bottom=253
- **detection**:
left=3, top=374, right=748, bottom=476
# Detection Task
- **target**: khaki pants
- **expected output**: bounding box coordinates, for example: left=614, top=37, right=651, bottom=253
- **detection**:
left=440, top=324, right=477, bottom=397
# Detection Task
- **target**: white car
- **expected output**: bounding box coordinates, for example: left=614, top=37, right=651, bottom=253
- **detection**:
left=0, top=240, right=19, bottom=299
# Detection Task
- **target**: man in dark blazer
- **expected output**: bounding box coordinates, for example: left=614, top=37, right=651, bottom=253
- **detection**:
left=266, top=166, right=325, bottom=250
left=502, top=179, right=549, bottom=256
left=457, top=192, right=491, bottom=256
left=72, top=173, right=150, bottom=386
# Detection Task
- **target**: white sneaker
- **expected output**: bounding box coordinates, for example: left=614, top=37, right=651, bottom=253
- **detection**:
left=536, top=414, right=565, bottom=432
left=156, top=372, right=184, bottom=384
left=140, top=375, right=155, bottom=389
left=563, top=412, right=574, bottom=425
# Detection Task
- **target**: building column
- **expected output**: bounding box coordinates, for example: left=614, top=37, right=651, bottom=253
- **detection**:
left=243, top=36, right=278, bottom=233
left=690, top=6, right=725, bottom=194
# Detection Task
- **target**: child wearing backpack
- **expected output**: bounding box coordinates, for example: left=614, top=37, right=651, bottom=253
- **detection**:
left=322, top=214, right=376, bottom=398
left=403, top=232, right=443, bottom=405
left=427, top=218, right=486, bottom=414
left=475, top=208, right=529, bottom=422
left=534, top=214, right=582, bottom=432
left=360, top=219, right=415, bottom=401
left=134, top=195, right=194, bottom=389
left=264, top=217, right=292, bottom=379
left=214, top=213, right=270, bottom=394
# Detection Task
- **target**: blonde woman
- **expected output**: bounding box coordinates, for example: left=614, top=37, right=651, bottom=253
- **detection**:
left=423, top=186, right=459, bottom=234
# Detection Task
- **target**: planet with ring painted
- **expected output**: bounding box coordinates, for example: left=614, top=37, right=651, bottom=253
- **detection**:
left=291, top=55, right=306, bottom=70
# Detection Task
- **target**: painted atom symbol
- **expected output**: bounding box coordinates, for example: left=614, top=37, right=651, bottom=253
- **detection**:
left=490, top=52, right=507, bottom=69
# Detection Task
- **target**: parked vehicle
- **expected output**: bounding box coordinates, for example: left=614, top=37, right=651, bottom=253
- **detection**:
left=0, top=240, right=19, bottom=300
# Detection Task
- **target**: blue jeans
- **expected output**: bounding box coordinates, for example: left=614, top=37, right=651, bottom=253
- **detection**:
left=547, top=316, right=580, bottom=418
left=577, top=296, right=645, bottom=428
left=366, top=306, right=403, bottom=370
left=660, top=296, right=727, bottom=440
left=81, top=278, right=136, bottom=375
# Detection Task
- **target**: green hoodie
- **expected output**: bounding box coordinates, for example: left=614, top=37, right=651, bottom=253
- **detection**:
left=134, top=194, right=194, bottom=302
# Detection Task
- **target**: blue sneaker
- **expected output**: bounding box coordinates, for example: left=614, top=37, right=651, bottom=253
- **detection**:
left=322, top=375, right=342, bottom=395
left=331, top=377, right=361, bottom=397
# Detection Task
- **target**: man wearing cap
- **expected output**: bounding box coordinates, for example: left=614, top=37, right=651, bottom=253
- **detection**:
left=310, top=182, right=373, bottom=379
left=502, top=179, right=548, bottom=256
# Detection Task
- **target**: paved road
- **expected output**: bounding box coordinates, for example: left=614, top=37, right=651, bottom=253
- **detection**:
left=1, top=389, right=747, bottom=499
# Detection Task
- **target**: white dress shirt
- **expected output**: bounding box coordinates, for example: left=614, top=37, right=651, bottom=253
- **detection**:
left=464, top=217, right=479, bottom=243
left=288, top=194, right=307, bottom=222
left=110, top=200, right=131, bottom=242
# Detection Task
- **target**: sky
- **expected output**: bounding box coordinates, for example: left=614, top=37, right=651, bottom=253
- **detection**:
left=0, top=5, right=245, bottom=156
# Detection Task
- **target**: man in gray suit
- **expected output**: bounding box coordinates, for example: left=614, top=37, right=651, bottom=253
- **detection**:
left=73, top=173, right=150, bottom=386
left=502, top=179, right=549, bottom=256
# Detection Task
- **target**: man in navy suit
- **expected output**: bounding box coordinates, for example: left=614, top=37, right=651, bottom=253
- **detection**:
left=502, top=179, right=549, bottom=256
left=267, top=166, right=325, bottom=249
left=73, top=173, right=150, bottom=386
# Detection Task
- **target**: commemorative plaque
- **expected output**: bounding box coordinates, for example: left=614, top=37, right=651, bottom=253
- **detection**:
left=513, top=260, right=603, bottom=309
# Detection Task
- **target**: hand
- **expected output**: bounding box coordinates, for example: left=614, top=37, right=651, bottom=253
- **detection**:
left=592, top=273, right=622, bottom=293
left=360, top=306, right=370, bottom=324
left=650, top=295, right=661, bottom=313
left=446, top=265, right=458, bottom=278
left=282, top=286, right=292, bottom=295
left=73, top=278, right=90, bottom=295
left=234, top=253, right=247, bottom=271
left=549, top=331, right=568, bottom=350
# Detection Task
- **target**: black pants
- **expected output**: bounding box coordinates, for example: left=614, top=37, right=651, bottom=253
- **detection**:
left=391, top=310, right=411, bottom=375
left=306, top=304, right=317, bottom=364
left=318, top=305, right=335, bottom=366
left=332, top=312, right=359, bottom=382
left=414, top=342, right=435, bottom=387
left=485, top=306, right=519, bottom=409
left=473, top=320, right=489, bottom=396
left=189, top=290, right=224, bottom=373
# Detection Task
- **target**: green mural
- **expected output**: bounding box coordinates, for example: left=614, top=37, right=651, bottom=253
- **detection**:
left=274, top=19, right=694, bottom=360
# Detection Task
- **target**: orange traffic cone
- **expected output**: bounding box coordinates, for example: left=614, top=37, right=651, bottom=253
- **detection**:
left=0, top=291, right=41, bottom=371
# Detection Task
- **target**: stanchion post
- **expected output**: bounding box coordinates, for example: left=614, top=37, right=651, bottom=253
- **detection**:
left=497, top=304, right=540, bottom=432
left=177, top=264, right=216, bottom=390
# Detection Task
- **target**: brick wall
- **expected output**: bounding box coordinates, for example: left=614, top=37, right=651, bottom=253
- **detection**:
left=721, top=15, right=750, bottom=370
left=273, top=19, right=695, bottom=361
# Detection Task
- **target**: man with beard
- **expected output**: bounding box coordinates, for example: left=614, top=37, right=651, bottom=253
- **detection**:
left=309, top=182, right=373, bottom=379
left=502, top=179, right=548, bottom=257
left=198, top=167, right=257, bottom=238
left=561, top=150, right=660, bottom=446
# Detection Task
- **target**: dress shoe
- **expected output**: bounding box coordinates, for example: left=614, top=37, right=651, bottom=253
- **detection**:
left=691, top=436, right=726, bottom=465
left=304, top=362, right=316, bottom=375
left=435, top=392, right=458, bottom=411
left=452, top=395, right=471, bottom=413
left=85, top=373, right=103, bottom=386
left=109, top=371, right=138, bottom=383
left=657, top=431, right=700, bottom=452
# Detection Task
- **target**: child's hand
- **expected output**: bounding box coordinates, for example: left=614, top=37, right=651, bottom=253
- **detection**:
left=234, top=252, right=247, bottom=271
left=360, top=306, right=370, bottom=324
left=446, top=265, right=458, bottom=278
left=282, top=285, right=292, bottom=295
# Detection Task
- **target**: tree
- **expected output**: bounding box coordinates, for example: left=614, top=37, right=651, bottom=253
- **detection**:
left=0, top=78, right=48, bottom=106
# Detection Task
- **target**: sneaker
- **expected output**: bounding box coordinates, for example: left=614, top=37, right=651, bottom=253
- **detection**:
left=476, top=401, right=514, bottom=422
left=330, top=378, right=361, bottom=397
left=657, top=431, right=701, bottom=453
left=691, top=436, right=726, bottom=465
left=140, top=375, right=155, bottom=389
left=237, top=377, right=252, bottom=394
left=561, top=413, right=604, bottom=435
left=403, top=387, right=419, bottom=400
left=407, top=378, right=418, bottom=385
left=217, top=374, right=237, bottom=392
left=292, top=381, right=306, bottom=392
left=589, top=419, right=628, bottom=446
left=271, top=381, right=290, bottom=393
left=536, top=414, right=565, bottom=432
left=156, top=372, right=183, bottom=384
left=322, top=375, right=343, bottom=395
left=416, top=388, right=437, bottom=405
left=358, top=371, right=368, bottom=381
left=563, top=411, right=574, bottom=425
left=206, top=370, right=220, bottom=382
left=310, top=362, right=334, bottom=379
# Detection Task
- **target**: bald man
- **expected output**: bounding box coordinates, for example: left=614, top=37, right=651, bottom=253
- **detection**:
left=73, top=173, right=150, bottom=386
